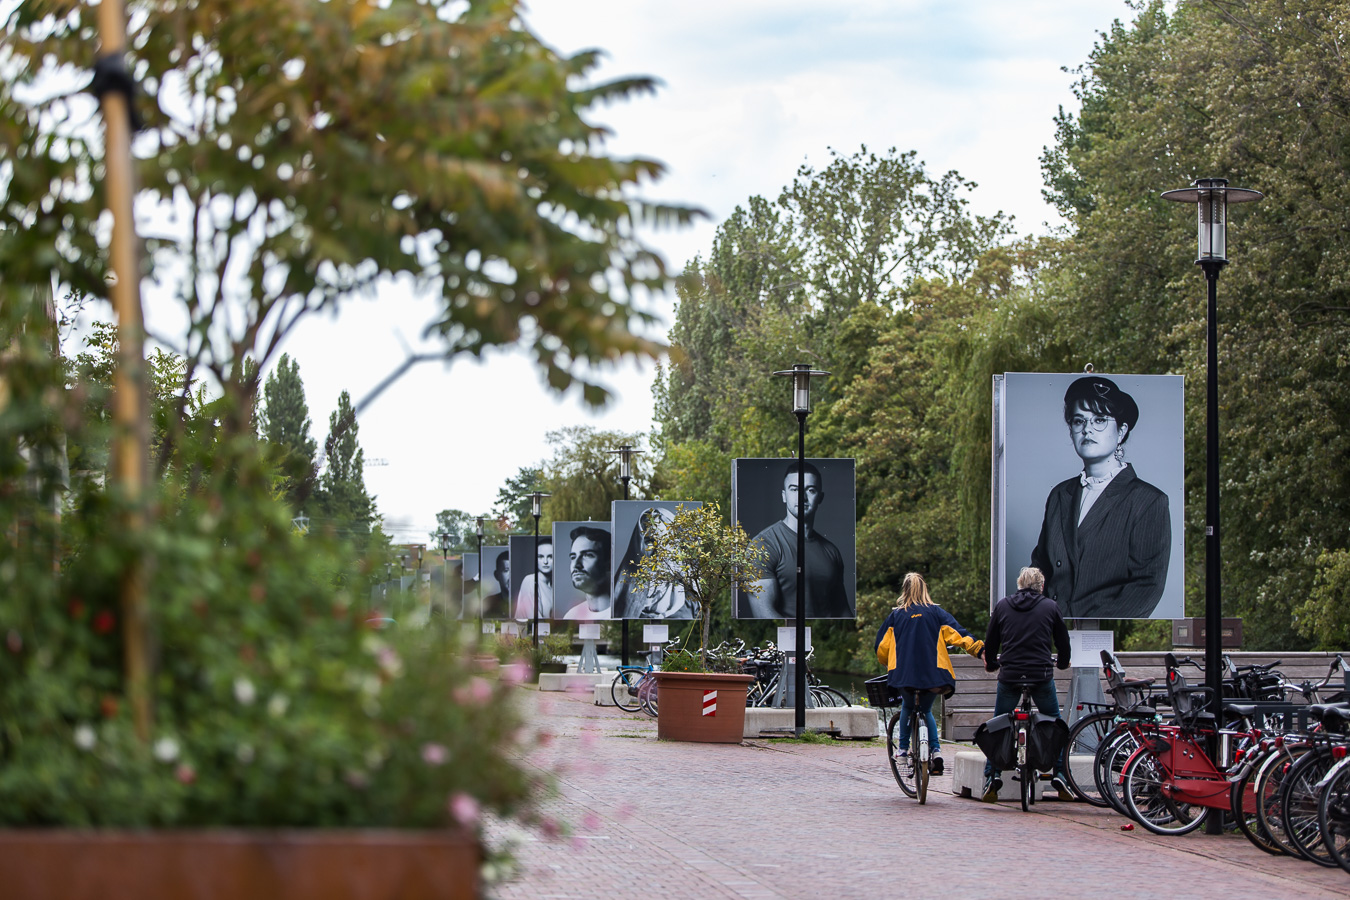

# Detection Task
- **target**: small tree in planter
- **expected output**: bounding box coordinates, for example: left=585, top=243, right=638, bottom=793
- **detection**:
left=628, top=503, right=765, bottom=671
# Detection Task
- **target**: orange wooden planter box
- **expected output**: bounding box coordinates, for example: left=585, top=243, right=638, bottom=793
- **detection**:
left=653, top=671, right=754, bottom=743
left=0, top=829, right=479, bottom=900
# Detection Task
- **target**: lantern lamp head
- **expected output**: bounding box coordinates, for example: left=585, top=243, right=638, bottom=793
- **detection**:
left=1162, top=177, right=1262, bottom=264
left=772, top=363, right=830, bottom=414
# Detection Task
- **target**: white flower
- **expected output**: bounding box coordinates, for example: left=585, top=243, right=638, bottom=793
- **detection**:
left=73, top=724, right=96, bottom=751
left=236, top=744, right=255, bottom=764
left=267, top=694, right=289, bottom=718
left=233, top=677, right=257, bottom=706
left=152, top=736, right=180, bottom=762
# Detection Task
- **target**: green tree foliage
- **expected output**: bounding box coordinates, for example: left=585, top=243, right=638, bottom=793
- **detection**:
left=313, top=391, right=373, bottom=537
left=628, top=502, right=764, bottom=668
left=657, top=147, right=1015, bottom=667
left=491, top=466, right=543, bottom=535
left=1033, top=0, right=1350, bottom=648
left=259, top=354, right=318, bottom=509
left=1, top=0, right=697, bottom=449
left=537, top=426, right=652, bottom=524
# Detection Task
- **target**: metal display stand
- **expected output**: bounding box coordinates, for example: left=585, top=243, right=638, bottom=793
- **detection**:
left=577, top=624, right=602, bottom=674
left=772, top=626, right=814, bottom=709
left=1066, top=620, right=1109, bottom=725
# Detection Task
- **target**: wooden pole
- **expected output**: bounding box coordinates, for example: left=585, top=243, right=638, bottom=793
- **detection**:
left=95, top=0, right=152, bottom=743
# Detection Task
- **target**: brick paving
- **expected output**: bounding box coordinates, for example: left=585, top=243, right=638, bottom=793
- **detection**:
left=488, top=689, right=1349, bottom=900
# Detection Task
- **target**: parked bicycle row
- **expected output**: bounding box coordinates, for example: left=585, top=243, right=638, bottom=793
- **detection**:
left=608, top=638, right=853, bottom=718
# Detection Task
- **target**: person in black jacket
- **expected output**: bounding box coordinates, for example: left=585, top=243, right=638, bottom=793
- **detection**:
left=981, top=566, right=1072, bottom=802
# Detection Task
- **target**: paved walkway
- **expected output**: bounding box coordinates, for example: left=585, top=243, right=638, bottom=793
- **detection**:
left=489, top=689, right=1348, bottom=900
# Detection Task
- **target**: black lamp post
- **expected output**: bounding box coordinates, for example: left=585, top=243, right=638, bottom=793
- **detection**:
left=608, top=443, right=644, bottom=666
left=528, top=491, right=550, bottom=650
left=475, top=515, right=486, bottom=633
left=438, top=530, right=453, bottom=618
left=772, top=363, right=830, bottom=736
left=1163, top=177, right=1260, bottom=829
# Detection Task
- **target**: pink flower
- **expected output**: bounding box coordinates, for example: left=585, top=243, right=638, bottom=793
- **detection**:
left=448, top=792, right=480, bottom=826
left=453, top=677, right=492, bottom=705
left=500, top=661, right=530, bottom=686
left=539, top=817, right=561, bottom=839
left=421, top=742, right=449, bottom=766
left=582, top=812, right=601, bottom=831
left=174, top=763, right=196, bottom=785
left=579, top=730, right=597, bottom=749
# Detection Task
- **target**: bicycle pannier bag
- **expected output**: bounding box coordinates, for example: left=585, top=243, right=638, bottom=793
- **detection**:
left=1025, top=713, right=1070, bottom=772
left=973, top=714, right=1017, bottom=771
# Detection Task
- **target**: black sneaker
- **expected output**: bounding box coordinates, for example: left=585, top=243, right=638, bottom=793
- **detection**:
left=981, top=775, right=1002, bottom=803
left=1051, top=774, right=1073, bottom=802
left=929, top=756, right=945, bottom=776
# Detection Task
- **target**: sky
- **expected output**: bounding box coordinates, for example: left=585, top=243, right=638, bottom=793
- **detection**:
left=137, top=0, right=1138, bottom=544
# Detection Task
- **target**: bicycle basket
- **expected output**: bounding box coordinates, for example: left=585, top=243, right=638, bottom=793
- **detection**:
left=973, top=714, right=1018, bottom=771
left=865, top=675, right=899, bottom=708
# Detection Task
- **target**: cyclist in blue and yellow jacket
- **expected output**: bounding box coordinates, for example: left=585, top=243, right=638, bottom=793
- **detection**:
left=874, top=572, right=983, bottom=776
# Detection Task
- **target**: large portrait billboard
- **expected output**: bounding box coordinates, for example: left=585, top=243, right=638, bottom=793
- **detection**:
left=552, top=521, right=613, bottom=621
left=732, top=458, right=857, bottom=619
left=993, top=372, right=1185, bottom=620
left=477, top=545, right=510, bottom=620
left=610, top=500, right=703, bottom=620
left=460, top=552, right=479, bottom=620
left=509, top=534, right=554, bottom=622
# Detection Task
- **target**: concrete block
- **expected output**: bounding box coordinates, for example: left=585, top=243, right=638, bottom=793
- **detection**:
left=950, top=750, right=1062, bottom=801
left=594, top=681, right=617, bottom=706
left=744, top=706, right=879, bottom=739
left=538, top=672, right=605, bottom=693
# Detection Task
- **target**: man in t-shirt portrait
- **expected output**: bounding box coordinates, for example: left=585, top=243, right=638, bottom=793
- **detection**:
left=740, top=461, right=851, bottom=619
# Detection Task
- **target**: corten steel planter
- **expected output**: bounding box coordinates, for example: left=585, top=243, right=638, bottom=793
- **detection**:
left=653, top=671, right=754, bottom=743
left=0, top=829, right=480, bottom=900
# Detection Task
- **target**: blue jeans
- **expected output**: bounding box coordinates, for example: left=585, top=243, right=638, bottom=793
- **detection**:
left=897, top=690, right=940, bottom=755
left=983, top=679, right=1062, bottom=779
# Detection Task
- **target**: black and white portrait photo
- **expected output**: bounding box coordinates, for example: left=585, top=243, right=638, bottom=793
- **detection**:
left=477, top=545, right=511, bottom=620
left=509, top=534, right=554, bottom=622
left=551, top=521, right=613, bottom=621
left=610, top=500, right=703, bottom=620
left=460, top=552, right=479, bottom=619
left=993, top=373, right=1184, bottom=620
left=732, top=458, right=857, bottom=620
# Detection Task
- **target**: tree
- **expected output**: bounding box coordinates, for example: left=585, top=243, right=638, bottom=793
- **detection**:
left=628, top=502, right=764, bottom=668
left=314, top=391, right=374, bottom=536
left=430, top=509, right=480, bottom=554
left=1034, top=0, right=1350, bottom=648
left=491, top=466, right=543, bottom=535
left=1, top=0, right=699, bottom=460
left=538, top=426, right=653, bottom=523
left=260, top=354, right=318, bottom=509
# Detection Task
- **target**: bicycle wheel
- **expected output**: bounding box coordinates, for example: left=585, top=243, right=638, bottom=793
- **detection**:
left=1259, top=743, right=1312, bottom=859
left=886, top=711, right=917, bottom=798
left=1280, top=749, right=1339, bottom=867
left=637, top=675, right=659, bottom=718
left=1095, top=729, right=1139, bottom=816
left=611, top=669, right=644, bottom=712
left=814, top=686, right=851, bottom=708
left=1122, top=751, right=1206, bottom=835
left=1230, top=746, right=1285, bottom=856
left=1019, top=766, right=1032, bottom=812
left=1317, top=760, right=1350, bottom=874
left=914, top=719, right=929, bottom=805
left=1064, top=712, right=1116, bottom=806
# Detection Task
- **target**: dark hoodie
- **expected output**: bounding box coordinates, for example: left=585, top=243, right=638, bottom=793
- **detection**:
left=983, top=589, right=1071, bottom=683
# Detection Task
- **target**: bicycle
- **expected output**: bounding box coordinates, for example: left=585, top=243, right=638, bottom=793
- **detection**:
left=974, top=679, right=1068, bottom=811
left=868, top=676, right=932, bottom=803
left=610, top=640, right=679, bottom=715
